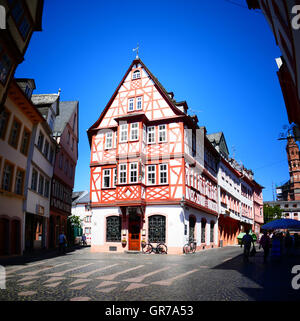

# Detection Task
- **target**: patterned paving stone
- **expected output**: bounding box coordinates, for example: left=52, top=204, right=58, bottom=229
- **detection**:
left=70, top=296, right=91, bottom=301
left=18, top=291, right=37, bottom=296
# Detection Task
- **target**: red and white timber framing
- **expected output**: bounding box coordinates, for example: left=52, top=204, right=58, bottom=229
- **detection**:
left=87, top=58, right=220, bottom=254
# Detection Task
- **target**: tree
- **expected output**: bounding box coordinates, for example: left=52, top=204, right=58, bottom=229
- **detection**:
left=67, top=215, right=82, bottom=246
left=68, top=215, right=82, bottom=228
left=263, top=204, right=283, bottom=224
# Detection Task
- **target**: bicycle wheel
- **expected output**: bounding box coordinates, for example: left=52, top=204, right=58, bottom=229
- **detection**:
left=183, top=244, right=190, bottom=254
left=158, top=243, right=167, bottom=254
left=142, top=243, right=153, bottom=254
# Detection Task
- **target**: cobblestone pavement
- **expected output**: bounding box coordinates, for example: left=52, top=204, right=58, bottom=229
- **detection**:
left=0, top=246, right=299, bottom=301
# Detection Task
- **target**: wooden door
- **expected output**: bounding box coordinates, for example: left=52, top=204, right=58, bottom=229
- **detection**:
left=129, top=221, right=140, bottom=251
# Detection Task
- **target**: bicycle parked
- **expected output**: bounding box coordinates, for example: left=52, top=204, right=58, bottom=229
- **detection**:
left=183, top=238, right=197, bottom=254
left=142, top=242, right=168, bottom=254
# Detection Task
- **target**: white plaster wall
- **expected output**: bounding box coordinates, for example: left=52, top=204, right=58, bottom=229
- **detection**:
left=186, top=207, right=218, bottom=246
left=26, top=189, right=50, bottom=218
left=145, top=205, right=184, bottom=248
left=71, top=203, right=92, bottom=243
left=91, top=207, right=121, bottom=246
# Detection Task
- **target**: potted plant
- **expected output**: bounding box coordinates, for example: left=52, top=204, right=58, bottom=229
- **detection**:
left=121, top=238, right=127, bottom=247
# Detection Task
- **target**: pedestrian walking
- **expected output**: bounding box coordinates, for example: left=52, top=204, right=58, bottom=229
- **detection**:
left=58, top=231, right=67, bottom=254
left=241, top=229, right=255, bottom=262
left=81, top=234, right=87, bottom=246
left=259, top=230, right=271, bottom=263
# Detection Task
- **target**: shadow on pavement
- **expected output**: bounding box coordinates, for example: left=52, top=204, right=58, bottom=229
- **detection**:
left=212, top=247, right=300, bottom=301
left=0, top=246, right=90, bottom=267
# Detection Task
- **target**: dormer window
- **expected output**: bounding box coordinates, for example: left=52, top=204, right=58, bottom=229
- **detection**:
left=132, top=70, right=141, bottom=80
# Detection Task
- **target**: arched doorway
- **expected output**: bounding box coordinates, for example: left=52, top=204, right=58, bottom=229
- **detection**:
left=201, top=219, right=206, bottom=244
left=189, top=216, right=196, bottom=241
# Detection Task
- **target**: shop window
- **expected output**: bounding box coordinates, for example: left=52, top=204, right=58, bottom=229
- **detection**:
left=148, top=215, right=166, bottom=243
left=106, top=216, right=121, bottom=242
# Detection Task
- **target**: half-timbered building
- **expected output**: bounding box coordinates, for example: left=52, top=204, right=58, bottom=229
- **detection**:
left=87, top=57, right=219, bottom=254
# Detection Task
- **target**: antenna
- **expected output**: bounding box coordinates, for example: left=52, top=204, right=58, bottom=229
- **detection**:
left=272, top=182, right=275, bottom=201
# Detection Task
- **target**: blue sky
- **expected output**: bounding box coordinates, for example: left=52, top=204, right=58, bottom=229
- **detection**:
left=16, top=0, right=291, bottom=201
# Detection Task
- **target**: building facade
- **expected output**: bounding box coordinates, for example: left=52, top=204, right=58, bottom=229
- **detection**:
left=87, top=58, right=263, bottom=254
left=72, top=191, right=92, bottom=244
left=24, top=92, right=59, bottom=251
left=50, top=101, right=79, bottom=248
left=247, top=0, right=300, bottom=141
left=0, top=79, right=44, bottom=255
left=0, top=0, right=44, bottom=106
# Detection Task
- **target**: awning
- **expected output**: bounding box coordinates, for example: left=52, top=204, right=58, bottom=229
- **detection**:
left=261, top=218, right=300, bottom=230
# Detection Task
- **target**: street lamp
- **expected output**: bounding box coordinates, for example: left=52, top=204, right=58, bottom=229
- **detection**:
left=180, top=196, right=185, bottom=208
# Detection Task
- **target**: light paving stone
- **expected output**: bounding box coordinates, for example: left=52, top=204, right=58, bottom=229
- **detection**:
left=70, top=296, right=91, bottom=301
left=18, top=291, right=37, bottom=296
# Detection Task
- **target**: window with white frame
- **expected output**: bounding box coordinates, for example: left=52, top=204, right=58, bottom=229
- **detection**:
left=130, top=123, right=139, bottom=141
left=143, top=124, right=147, bottom=143
left=103, top=169, right=111, bottom=188
left=128, top=98, right=134, bottom=112
left=147, top=126, right=155, bottom=144
left=119, top=164, right=127, bottom=184
left=147, top=165, right=156, bottom=185
left=105, top=131, right=113, bottom=149
left=158, top=124, right=167, bottom=142
left=130, top=163, right=138, bottom=183
left=113, top=168, right=117, bottom=187
left=136, top=96, right=142, bottom=110
left=159, top=164, right=168, bottom=184
left=120, top=124, right=128, bottom=142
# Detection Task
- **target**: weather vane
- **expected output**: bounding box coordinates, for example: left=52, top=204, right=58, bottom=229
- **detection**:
left=133, top=43, right=139, bottom=59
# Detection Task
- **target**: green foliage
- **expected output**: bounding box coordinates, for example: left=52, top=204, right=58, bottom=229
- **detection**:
left=67, top=215, right=82, bottom=228
left=263, top=204, right=283, bottom=224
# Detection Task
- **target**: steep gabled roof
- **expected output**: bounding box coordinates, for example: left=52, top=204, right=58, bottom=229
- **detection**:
left=72, top=191, right=88, bottom=205
left=207, top=132, right=230, bottom=158
left=87, top=57, right=186, bottom=144
left=53, top=101, right=78, bottom=135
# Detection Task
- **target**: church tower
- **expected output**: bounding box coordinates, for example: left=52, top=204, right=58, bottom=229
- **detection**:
left=286, top=135, right=300, bottom=201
